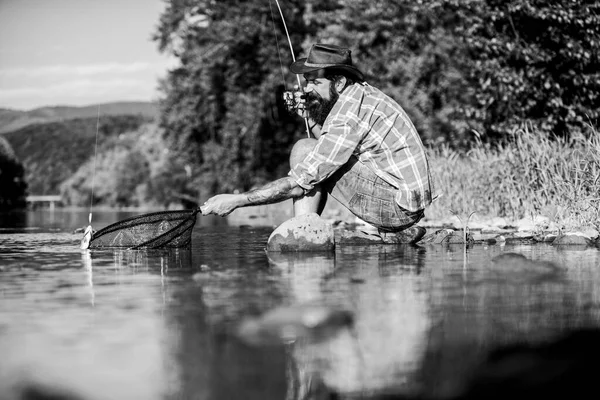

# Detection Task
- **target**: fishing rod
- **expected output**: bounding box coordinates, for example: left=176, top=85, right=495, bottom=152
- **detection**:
left=270, top=0, right=311, bottom=138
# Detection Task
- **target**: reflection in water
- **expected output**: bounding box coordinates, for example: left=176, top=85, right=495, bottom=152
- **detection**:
left=0, top=251, right=176, bottom=399
left=265, top=246, right=431, bottom=398
left=81, top=250, right=94, bottom=307
left=2, top=219, right=600, bottom=400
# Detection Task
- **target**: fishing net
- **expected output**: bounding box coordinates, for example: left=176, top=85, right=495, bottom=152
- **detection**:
left=89, top=208, right=200, bottom=249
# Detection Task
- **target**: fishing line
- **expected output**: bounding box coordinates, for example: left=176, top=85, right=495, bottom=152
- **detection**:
left=269, top=0, right=311, bottom=137
left=88, top=106, right=100, bottom=226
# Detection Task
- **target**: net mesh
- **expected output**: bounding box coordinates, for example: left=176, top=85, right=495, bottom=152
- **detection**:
left=89, top=208, right=200, bottom=249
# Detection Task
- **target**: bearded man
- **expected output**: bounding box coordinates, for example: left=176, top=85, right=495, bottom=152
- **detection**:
left=201, top=43, right=435, bottom=243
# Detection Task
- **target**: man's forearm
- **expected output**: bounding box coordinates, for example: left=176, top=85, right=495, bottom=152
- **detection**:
left=245, top=177, right=304, bottom=206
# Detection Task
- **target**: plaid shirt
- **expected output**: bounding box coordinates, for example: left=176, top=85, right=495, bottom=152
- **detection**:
left=290, top=82, right=435, bottom=212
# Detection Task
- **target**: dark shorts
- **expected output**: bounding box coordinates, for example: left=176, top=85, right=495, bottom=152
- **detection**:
left=322, top=157, right=424, bottom=232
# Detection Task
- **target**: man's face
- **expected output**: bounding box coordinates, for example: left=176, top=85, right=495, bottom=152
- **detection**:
left=303, top=70, right=333, bottom=101
left=303, top=70, right=339, bottom=126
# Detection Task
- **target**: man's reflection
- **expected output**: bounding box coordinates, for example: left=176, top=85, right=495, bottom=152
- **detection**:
left=264, top=245, right=431, bottom=398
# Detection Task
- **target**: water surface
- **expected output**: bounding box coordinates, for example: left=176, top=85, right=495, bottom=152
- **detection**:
left=1, top=209, right=600, bottom=399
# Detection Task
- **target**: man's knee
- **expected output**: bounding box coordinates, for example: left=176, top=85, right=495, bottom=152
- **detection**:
left=290, top=138, right=317, bottom=168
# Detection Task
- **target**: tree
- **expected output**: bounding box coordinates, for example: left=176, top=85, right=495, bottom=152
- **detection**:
left=154, top=0, right=307, bottom=198
left=448, top=0, right=600, bottom=140
left=0, top=136, right=27, bottom=210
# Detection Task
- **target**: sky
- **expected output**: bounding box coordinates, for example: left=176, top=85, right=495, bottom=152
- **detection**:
left=0, top=0, right=175, bottom=110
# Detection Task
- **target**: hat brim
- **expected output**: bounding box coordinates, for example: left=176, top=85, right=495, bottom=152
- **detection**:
left=290, top=58, right=364, bottom=81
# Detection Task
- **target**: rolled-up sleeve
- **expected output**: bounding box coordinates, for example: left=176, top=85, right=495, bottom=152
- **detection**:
left=290, top=118, right=361, bottom=191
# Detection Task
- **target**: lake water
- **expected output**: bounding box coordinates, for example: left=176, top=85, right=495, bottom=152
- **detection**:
left=1, top=209, right=600, bottom=400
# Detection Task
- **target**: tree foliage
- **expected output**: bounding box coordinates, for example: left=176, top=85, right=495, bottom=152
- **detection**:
left=154, top=0, right=304, bottom=199
left=154, top=0, right=599, bottom=196
left=60, top=124, right=191, bottom=208
left=0, top=136, right=27, bottom=210
left=447, top=0, right=600, bottom=139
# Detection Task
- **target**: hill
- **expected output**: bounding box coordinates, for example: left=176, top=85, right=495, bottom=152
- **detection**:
left=0, top=101, right=158, bottom=134
left=2, top=115, right=153, bottom=195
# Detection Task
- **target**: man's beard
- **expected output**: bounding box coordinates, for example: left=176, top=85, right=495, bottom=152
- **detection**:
left=305, top=85, right=340, bottom=126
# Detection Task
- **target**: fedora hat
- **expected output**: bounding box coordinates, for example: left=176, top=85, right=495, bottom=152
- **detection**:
left=290, top=43, right=365, bottom=81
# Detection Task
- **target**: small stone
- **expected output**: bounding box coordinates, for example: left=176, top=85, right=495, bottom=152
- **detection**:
left=267, top=213, right=335, bottom=252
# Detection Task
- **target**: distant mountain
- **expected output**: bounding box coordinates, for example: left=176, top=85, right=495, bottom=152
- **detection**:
left=2, top=114, right=154, bottom=195
left=0, top=101, right=159, bottom=134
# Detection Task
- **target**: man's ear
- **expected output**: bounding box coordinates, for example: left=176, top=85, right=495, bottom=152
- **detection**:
left=335, top=76, right=347, bottom=92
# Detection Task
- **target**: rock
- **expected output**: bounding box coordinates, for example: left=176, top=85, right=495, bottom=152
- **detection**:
left=552, top=233, right=594, bottom=247
left=335, top=229, right=383, bottom=245
left=446, top=232, right=474, bottom=244
left=267, top=213, right=335, bottom=252
left=421, top=229, right=455, bottom=244
left=334, top=226, right=427, bottom=245
left=513, top=231, right=535, bottom=239
left=472, top=233, right=502, bottom=242
left=568, top=228, right=600, bottom=240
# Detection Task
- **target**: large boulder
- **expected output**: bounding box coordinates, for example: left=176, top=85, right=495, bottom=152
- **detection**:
left=552, top=233, right=594, bottom=247
left=267, top=213, right=335, bottom=252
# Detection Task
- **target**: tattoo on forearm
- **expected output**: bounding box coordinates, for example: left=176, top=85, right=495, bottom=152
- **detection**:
left=246, top=178, right=300, bottom=205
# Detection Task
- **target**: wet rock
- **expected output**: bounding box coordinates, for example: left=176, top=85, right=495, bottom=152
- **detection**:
left=479, top=235, right=507, bottom=245
left=472, top=233, right=502, bottom=242
left=552, top=233, right=593, bottom=247
left=582, top=228, right=599, bottom=240
left=446, top=231, right=474, bottom=245
left=334, top=229, right=383, bottom=245
left=334, top=226, right=426, bottom=245
left=481, top=228, right=513, bottom=235
left=421, top=229, right=454, bottom=244
left=567, top=228, right=599, bottom=240
left=236, top=303, right=354, bottom=346
left=533, top=233, right=557, bottom=243
left=267, top=213, right=334, bottom=252
left=503, top=233, right=535, bottom=244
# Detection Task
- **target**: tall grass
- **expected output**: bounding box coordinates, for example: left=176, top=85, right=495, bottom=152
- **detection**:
left=427, top=125, right=600, bottom=229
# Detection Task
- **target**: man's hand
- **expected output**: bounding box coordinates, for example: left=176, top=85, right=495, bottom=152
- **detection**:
left=200, top=194, right=247, bottom=216
left=283, top=89, right=307, bottom=118
left=201, top=177, right=304, bottom=217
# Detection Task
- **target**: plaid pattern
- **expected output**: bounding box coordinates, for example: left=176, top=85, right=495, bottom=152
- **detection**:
left=290, top=82, right=435, bottom=212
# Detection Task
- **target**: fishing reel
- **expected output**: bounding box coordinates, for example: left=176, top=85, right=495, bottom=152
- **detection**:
left=282, top=90, right=306, bottom=114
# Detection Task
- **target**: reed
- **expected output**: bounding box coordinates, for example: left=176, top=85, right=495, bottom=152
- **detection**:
left=427, top=124, right=600, bottom=230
